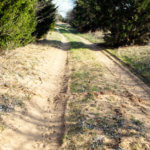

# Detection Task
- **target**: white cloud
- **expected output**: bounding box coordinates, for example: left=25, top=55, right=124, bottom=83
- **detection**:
left=53, top=0, right=74, bottom=17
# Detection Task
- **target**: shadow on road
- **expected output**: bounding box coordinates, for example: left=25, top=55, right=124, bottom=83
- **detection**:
left=35, top=39, right=108, bottom=52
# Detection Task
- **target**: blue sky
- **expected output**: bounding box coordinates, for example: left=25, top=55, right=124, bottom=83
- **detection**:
left=53, top=0, right=75, bottom=17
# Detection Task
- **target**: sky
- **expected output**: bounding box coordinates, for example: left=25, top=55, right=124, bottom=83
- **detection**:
left=53, top=0, right=75, bottom=17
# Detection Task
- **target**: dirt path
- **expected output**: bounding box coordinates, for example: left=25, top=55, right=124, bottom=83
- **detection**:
left=77, top=35, right=150, bottom=101
left=0, top=33, right=69, bottom=150
left=1, top=25, right=150, bottom=150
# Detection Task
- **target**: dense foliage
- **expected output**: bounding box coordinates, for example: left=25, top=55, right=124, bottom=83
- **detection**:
left=34, top=0, right=56, bottom=39
left=0, top=0, right=56, bottom=50
left=70, top=0, right=150, bottom=46
left=0, top=0, right=37, bottom=50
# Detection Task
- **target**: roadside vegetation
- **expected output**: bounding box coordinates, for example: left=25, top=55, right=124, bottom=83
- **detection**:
left=108, top=46, right=150, bottom=86
left=33, top=0, right=56, bottom=39
left=0, top=0, right=37, bottom=50
left=0, top=0, right=56, bottom=50
left=59, top=25, right=150, bottom=150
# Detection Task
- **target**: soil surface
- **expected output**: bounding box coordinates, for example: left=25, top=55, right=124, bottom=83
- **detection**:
left=0, top=32, right=69, bottom=150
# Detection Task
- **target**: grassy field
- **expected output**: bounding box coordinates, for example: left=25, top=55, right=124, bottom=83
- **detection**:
left=107, top=46, right=150, bottom=85
left=63, top=24, right=150, bottom=86
left=59, top=25, right=150, bottom=150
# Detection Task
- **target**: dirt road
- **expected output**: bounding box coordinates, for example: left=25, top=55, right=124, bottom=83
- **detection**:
left=77, top=36, right=150, bottom=101
left=0, top=32, right=68, bottom=150
left=0, top=24, right=150, bottom=150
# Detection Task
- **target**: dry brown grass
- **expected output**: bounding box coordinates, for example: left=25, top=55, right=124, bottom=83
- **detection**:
left=0, top=31, right=60, bottom=112
left=73, top=27, right=150, bottom=86
left=61, top=26, right=150, bottom=150
left=0, top=29, right=69, bottom=149
left=108, top=45, right=150, bottom=86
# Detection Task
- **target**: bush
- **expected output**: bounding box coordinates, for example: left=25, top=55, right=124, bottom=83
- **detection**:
left=0, top=0, right=37, bottom=50
left=71, top=0, right=150, bottom=46
left=69, top=0, right=102, bottom=32
left=34, top=0, right=56, bottom=39
left=102, top=0, right=150, bottom=46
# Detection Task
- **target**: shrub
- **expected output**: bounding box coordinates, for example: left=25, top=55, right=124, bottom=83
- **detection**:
left=71, top=0, right=150, bottom=46
left=34, top=0, right=56, bottom=39
left=0, top=0, right=37, bottom=50
left=102, top=0, right=150, bottom=46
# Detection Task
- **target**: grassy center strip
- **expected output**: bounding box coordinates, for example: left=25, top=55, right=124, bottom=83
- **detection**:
left=60, top=26, right=108, bottom=149
left=59, top=25, right=150, bottom=150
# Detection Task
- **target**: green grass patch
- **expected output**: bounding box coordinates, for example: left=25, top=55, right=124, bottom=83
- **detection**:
left=59, top=24, right=149, bottom=150
left=61, top=24, right=105, bottom=44
left=108, top=46, right=150, bottom=86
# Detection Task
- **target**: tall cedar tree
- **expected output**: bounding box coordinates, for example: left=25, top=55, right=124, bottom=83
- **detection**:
left=34, top=0, right=56, bottom=39
left=0, top=0, right=37, bottom=50
left=70, top=0, right=150, bottom=46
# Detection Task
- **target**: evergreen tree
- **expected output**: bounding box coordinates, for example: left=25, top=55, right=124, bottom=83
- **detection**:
left=0, top=0, right=37, bottom=50
left=71, top=0, right=150, bottom=46
left=34, top=0, right=56, bottom=39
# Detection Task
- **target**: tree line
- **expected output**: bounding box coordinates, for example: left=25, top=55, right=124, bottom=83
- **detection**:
left=0, top=0, right=56, bottom=50
left=67, top=0, right=150, bottom=46
left=0, top=0, right=149, bottom=50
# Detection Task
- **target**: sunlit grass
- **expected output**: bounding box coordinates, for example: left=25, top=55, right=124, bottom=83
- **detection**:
left=108, top=46, right=150, bottom=85
left=69, top=24, right=150, bottom=86
left=78, top=32, right=105, bottom=44
left=0, top=30, right=63, bottom=113
left=60, top=24, right=150, bottom=150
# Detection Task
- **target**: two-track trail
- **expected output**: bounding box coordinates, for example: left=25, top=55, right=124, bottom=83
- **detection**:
left=0, top=23, right=150, bottom=150
left=77, top=36, right=150, bottom=101
left=0, top=32, right=69, bottom=150
left=59, top=24, right=150, bottom=150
